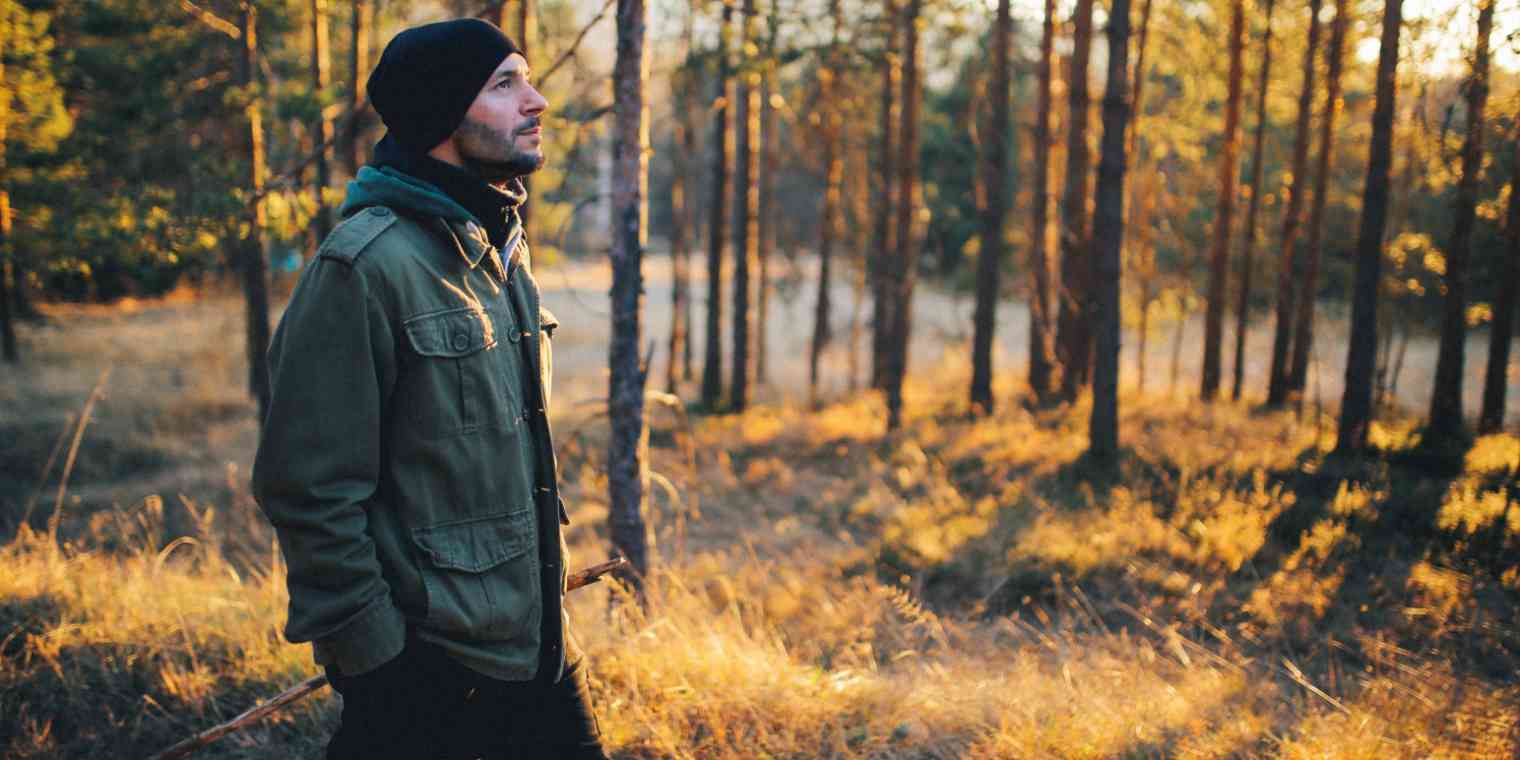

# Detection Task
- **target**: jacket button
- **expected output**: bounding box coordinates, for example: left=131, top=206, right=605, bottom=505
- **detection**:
left=451, top=332, right=470, bottom=351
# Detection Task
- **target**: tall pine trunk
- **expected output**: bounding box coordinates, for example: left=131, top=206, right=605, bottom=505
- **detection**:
left=1201, top=0, right=1245, bottom=400
left=1480, top=138, right=1520, bottom=433
left=700, top=3, right=732, bottom=410
left=240, top=3, right=272, bottom=424
left=310, top=0, right=334, bottom=245
left=504, top=0, right=535, bottom=233
left=1287, top=0, right=1348, bottom=397
left=1428, top=0, right=1493, bottom=444
left=1234, top=0, right=1275, bottom=401
left=884, top=0, right=922, bottom=431
left=1090, top=0, right=1133, bottom=460
left=809, top=0, right=844, bottom=405
left=1056, top=0, right=1096, bottom=401
left=1027, top=0, right=1059, bottom=402
left=609, top=0, right=650, bottom=586
left=345, top=0, right=371, bottom=177
left=1267, top=0, right=1323, bottom=406
left=668, top=5, right=697, bottom=393
left=730, top=0, right=760, bottom=412
left=971, top=0, right=1012, bottom=414
left=1336, top=0, right=1403, bottom=454
left=870, top=0, right=899, bottom=392
left=1125, top=0, right=1156, bottom=395
left=0, top=36, right=14, bottom=363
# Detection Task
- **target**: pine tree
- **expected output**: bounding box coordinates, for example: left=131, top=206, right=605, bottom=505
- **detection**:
left=970, top=0, right=1012, bottom=415
left=1233, top=0, right=1276, bottom=401
left=1201, top=0, right=1245, bottom=401
left=1090, top=0, right=1134, bottom=459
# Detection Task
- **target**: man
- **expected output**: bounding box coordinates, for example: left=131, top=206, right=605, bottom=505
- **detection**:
left=251, top=19, right=609, bottom=760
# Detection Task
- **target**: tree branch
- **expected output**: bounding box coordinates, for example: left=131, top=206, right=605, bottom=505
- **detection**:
left=181, top=1, right=240, bottom=39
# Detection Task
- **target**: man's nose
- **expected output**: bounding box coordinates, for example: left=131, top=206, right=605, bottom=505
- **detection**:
left=524, top=85, right=548, bottom=117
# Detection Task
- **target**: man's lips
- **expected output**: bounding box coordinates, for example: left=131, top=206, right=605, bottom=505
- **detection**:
left=519, top=126, right=541, bottom=136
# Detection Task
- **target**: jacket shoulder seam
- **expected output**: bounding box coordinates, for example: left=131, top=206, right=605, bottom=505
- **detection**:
left=318, top=208, right=401, bottom=266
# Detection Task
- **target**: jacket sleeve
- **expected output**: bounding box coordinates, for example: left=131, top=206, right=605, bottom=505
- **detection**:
left=251, top=256, right=406, bottom=677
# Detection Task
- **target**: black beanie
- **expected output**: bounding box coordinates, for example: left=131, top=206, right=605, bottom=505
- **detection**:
left=367, top=19, right=522, bottom=154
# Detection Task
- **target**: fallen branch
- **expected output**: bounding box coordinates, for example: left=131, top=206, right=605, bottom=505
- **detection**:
left=148, top=556, right=628, bottom=760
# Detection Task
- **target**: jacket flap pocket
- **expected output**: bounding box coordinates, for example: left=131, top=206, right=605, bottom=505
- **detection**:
left=412, top=510, right=532, bottom=572
left=403, top=308, right=498, bottom=358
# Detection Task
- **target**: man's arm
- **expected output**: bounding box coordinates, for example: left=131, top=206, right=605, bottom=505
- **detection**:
left=251, top=255, right=405, bottom=677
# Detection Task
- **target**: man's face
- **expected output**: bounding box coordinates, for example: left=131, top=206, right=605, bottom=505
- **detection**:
left=454, top=53, right=549, bottom=183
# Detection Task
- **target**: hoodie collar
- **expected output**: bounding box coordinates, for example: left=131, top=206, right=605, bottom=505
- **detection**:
left=370, top=134, right=526, bottom=251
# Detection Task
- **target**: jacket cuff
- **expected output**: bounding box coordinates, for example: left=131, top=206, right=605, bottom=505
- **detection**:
left=312, top=596, right=407, bottom=677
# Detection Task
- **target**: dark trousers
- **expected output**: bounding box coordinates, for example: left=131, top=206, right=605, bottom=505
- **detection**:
left=324, top=636, right=609, bottom=760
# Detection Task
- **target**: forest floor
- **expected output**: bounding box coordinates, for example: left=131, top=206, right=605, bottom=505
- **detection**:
left=1, top=259, right=1518, bottom=758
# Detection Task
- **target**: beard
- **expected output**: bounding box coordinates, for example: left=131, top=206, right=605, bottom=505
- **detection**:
left=456, top=115, right=545, bottom=184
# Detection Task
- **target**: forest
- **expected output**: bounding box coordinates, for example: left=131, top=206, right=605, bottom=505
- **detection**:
left=1, top=0, right=1518, bottom=757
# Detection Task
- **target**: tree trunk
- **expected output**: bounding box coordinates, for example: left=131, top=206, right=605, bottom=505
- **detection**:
left=609, top=0, right=650, bottom=586
left=1428, top=0, right=1493, bottom=444
left=1027, top=0, right=1059, bottom=403
left=1267, top=0, right=1323, bottom=406
left=1201, top=0, right=1245, bottom=401
left=240, top=3, right=272, bottom=423
left=1056, top=0, right=1096, bottom=401
left=1287, top=0, right=1348, bottom=398
left=870, top=0, right=899, bottom=392
left=310, top=0, right=334, bottom=245
left=1234, top=0, right=1276, bottom=401
left=345, top=0, right=371, bottom=177
left=1090, top=0, right=1133, bottom=460
left=503, top=0, right=535, bottom=233
left=971, top=0, right=1012, bottom=415
left=756, top=9, right=777, bottom=388
left=668, top=5, right=697, bottom=393
left=730, top=0, right=760, bottom=413
left=884, top=0, right=922, bottom=431
left=1335, top=0, right=1403, bottom=454
left=0, top=33, right=15, bottom=363
left=700, top=2, right=733, bottom=410
left=1480, top=136, right=1520, bottom=433
left=810, top=0, right=844, bottom=405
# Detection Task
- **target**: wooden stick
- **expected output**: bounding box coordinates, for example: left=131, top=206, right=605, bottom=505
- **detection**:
left=148, top=556, right=628, bottom=760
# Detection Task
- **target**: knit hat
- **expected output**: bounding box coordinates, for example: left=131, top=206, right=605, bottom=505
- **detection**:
left=367, top=19, right=522, bottom=154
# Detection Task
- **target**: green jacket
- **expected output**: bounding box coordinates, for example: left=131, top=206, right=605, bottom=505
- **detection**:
left=252, top=165, right=573, bottom=682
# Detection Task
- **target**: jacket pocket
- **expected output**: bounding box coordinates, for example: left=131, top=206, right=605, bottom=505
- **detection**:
left=411, top=510, right=539, bottom=641
left=401, top=307, right=520, bottom=437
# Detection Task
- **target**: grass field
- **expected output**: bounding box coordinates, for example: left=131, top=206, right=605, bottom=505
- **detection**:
left=1, top=277, right=1517, bottom=758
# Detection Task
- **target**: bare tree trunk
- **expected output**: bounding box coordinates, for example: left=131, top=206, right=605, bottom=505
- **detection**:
left=730, top=0, right=760, bottom=413
left=0, top=34, right=15, bottom=363
left=1027, top=0, right=1059, bottom=402
left=756, top=6, right=778, bottom=388
left=1428, top=0, right=1493, bottom=444
left=345, top=0, right=372, bottom=177
left=1126, top=0, right=1156, bottom=397
left=1056, top=0, right=1096, bottom=401
left=884, top=0, right=922, bottom=431
left=1335, top=0, right=1403, bottom=454
left=504, top=0, right=535, bottom=233
left=810, top=0, right=844, bottom=406
left=1234, top=0, right=1275, bottom=401
left=1267, top=0, right=1323, bottom=406
left=609, top=0, right=650, bottom=586
left=1170, top=313, right=1185, bottom=395
left=1090, top=0, right=1133, bottom=460
left=1288, top=0, right=1348, bottom=398
left=701, top=2, right=732, bottom=410
left=1480, top=136, right=1520, bottom=433
left=971, top=0, right=1012, bottom=415
left=1201, top=0, right=1245, bottom=401
left=668, top=4, right=696, bottom=393
left=310, top=0, right=334, bottom=244
left=871, top=0, right=899, bottom=392
left=240, top=3, right=272, bottom=423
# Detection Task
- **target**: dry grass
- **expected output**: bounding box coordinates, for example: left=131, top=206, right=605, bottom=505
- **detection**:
left=2, top=296, right=1518, bottom=758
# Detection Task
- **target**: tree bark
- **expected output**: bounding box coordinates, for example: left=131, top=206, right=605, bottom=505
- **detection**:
left=730, top=0, right=760, bottom=413
left=1090, top=0, right=1133, bottom=460
left=240, top=2, right=272, bottom=423
left=668, top=4, right=697, bottom=393
left=609, top=0, right=650, bottom=586
left=0, top=34, right=15, bottom=363
left=504, top=0, right=536, bottom=233
left=1234, top=0, right=1276, bottom=401
left=1201, top=0, right=1245, bottom=401
left=1480, top=136, right=1520, bottom=433
left=884, top=0, right=922, bottom=431
left=1027, top=0, right=1059, bottom=402
left=870, top=0, right=899, bottom=392
left=1056, top=0, right=1096, bottom=401
left=810, top=0, right=844, bottom=405
left=1428, top=0, right=1493, bottom=443
left=345, top=0, right=371, bottom=177
left=1267, top=0, right=1323, bottom=406
left=756, top=16, right=776, bottom=388
left=700, top=2, right=733, bottom=410
left=1335, top=0, right=1403, bottom=454
left=1287, top=0, right=1348, bottom=398
left=310, top=0, right=334, bottom=245
left=971, top=0, right=1011, bottom=415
